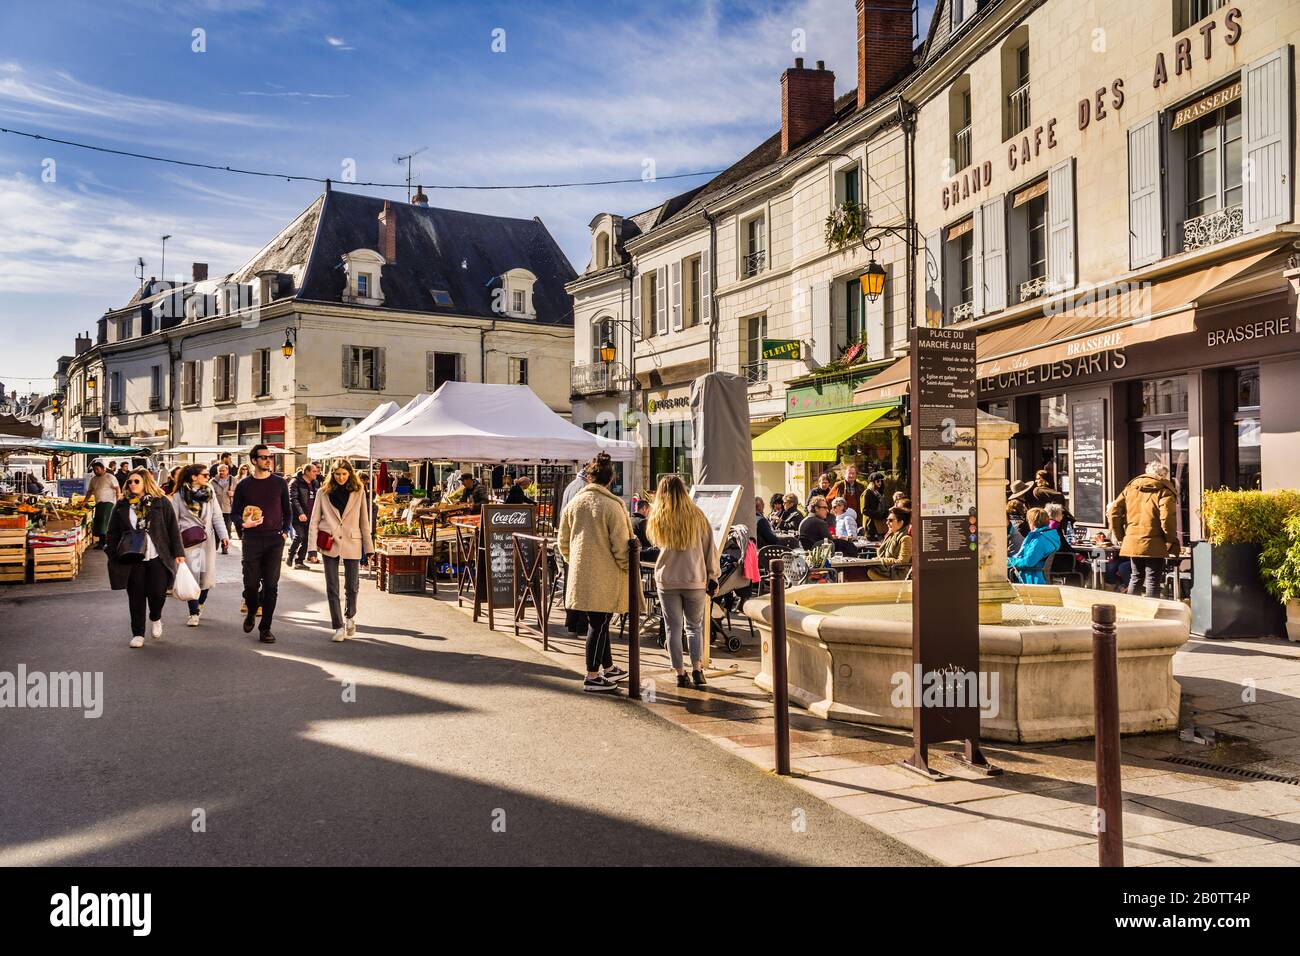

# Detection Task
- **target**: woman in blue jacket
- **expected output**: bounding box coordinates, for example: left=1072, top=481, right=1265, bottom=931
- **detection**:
left=1008, top=508, right=1061, bottom=585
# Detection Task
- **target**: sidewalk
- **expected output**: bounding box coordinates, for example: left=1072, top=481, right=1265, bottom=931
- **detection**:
left=438, top=584, right=1300, bottom=867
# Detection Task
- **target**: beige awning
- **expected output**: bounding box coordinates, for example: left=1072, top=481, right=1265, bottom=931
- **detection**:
left=1012, top=177, right=1048, bottom=208
left=946, top=216, right=974, bottom=240
left=854, top=245, right=1279, bottom=403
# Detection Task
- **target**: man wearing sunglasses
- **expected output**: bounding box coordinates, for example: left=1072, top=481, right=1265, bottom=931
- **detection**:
left=229, top=444, right=292, bottom=643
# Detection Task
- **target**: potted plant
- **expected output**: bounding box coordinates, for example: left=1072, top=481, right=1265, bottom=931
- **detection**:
left=824, top=201, right=868, bottom=253
left=1194, top=489, right=1300, bottom=640
left=1259, top=513, right=1300, bottom=642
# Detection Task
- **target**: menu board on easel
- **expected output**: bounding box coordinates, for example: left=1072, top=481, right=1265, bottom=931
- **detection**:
left=689, top=485, right=743, bottom=551
left=479, top=504, right=536, bottom=621
left=1070, top=399, right=1106, bottom=526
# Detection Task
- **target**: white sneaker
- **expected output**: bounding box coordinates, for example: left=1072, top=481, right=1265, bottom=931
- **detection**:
left=331, top=627, right=347, bottom=642
left=129, top=635, right=144, bottom=648
left=345, top=617, right=356, bottom=636
left=150, top=619, right=163, bottom=640
left=187, top=614, right=200, bottom=627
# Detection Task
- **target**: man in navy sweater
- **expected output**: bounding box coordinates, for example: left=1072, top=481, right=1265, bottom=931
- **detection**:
left=230, top=444, right=292, bottom=643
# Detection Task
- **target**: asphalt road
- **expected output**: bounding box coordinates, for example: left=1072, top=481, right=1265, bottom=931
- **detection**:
left=0, top=540, right=929, bottom=866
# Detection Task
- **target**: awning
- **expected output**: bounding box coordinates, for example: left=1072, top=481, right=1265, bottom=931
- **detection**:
left=0, top=436, right=146, bottom=456
left=751, top=407, right=894, bottom=463
left=855, top=245, right=1279, bottom=403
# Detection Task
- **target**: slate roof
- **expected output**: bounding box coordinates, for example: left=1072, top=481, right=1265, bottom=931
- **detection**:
left=297, top=190, right=577, bottom=324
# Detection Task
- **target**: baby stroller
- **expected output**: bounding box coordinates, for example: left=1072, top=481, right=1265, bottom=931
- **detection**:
left=654, top=523, right=757, bottom=655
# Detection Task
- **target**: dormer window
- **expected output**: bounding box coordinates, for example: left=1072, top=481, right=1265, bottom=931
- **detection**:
left=341, top=249, right=386, bottom=306
left=498, top=268, right=538, bottom=319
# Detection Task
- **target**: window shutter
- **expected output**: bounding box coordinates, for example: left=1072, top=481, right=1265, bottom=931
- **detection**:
left=252, top=349, right=263, bottom=396
left=342, top=345, right=352, bottom=388
left=1242, top=46, right=1294, bottom=233
left=700, top=249, right=711, bottom=324
left=924, top=229, right=943, bottom=326
left=1047, top=158, right=1077, bottom=292
left=656, top=265, right=668, bottom=335
left=1127, top=114, right=1163, bottom=268
left=971, top=205, right=985, bottom=317
left=227, top=353, right=236, bottom=402
left=671, top=260, right=683, bottom=331
left=981, top=195, right=1008, bottom=313
left=865, top=268, right=886, bottom=361
left=426, top=352, right=436, bottom=392
left=376, top=348, right=387, bottom=390
left=631, top=271, right=641, bottom=330
left=811, top=280, right=832, bottom=366
left=193, top=360, right=202, bottom=405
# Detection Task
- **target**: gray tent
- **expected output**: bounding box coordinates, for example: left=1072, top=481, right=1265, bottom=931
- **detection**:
left=690, top=372, right=753, bottom=537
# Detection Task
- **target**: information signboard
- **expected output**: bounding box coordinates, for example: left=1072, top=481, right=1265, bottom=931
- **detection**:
left=479, top=504, right=536, bottom=618
left=908, top=326, right=992, bottom=776
left=1070, top=399, right=1107, bottom=526
left=760, top=339, right=801, bottom=361
left=689, top=484, right=743, bottom=552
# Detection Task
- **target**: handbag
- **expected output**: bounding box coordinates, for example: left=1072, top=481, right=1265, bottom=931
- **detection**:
left=116, top=528, right=148, bottom=563
left=317, top=530, right=335, bottom=552
left=181, top=525, right=207, bottom=548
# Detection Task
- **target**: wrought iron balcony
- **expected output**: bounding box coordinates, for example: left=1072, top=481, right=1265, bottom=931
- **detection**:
left=1008, top=82, right=1031, bottom=137
left=953, top=125, right=972, bottom=172
left=149, top=395, right=163, bottom=411
left=742, top=250, right=766, bottom=278
left=1019, top=275, right=1048, bottom=302
left=571, top=361, right=631, bottom=398
left=742, top=360, right=768, bottom=385
left=950, top=300, right=974, bottom=323
left=1183, top=203, right=1243, bottom=252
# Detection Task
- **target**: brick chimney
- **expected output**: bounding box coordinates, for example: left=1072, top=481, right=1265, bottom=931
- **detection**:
left=412, top=185, right=429, bottom=207
left=378, top=201, right=397, bottom=263
left=192, top=262, right=208, bottom=283
left=857, top=0, right=915, bottom=109
left=74, top=332, right=92, bottom=355
left=781, top=57, right=836, bottom=156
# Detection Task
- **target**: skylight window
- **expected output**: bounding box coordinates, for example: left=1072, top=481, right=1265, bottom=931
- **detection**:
left=431, top=289, right=453, bottom=307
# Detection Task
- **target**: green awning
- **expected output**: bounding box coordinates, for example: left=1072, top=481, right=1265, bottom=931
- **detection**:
left=751, top=407, right=894, bottom=462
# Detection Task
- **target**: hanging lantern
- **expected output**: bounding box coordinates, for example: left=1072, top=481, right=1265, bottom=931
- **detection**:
left=859, top=259, right=886, bottom=302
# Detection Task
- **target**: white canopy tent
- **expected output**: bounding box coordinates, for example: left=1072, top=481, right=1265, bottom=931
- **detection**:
left=307, top=401, right=400, bottom=460
left=158, top=445, right=290, bottom=457
left=367, top=382, right=637, bottom=463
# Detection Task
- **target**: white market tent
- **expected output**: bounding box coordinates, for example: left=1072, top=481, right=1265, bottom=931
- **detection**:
left=307, top=401, right=400, bottom=460
left=158, top=445, right=291, bottom=457
left=367, top=382, right=637, bottom=464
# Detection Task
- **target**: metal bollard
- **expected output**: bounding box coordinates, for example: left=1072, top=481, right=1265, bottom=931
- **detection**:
left=627, top=538, right=640, bottom=700
left=1092, top=603, right=1124, bottom=867
left=771, top=559, right=790, bottom=776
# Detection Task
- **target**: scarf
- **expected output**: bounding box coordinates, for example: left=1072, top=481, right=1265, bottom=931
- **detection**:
left=181, top=482, right=211, bottom=518
left=128, top=494, right=152, bottom=530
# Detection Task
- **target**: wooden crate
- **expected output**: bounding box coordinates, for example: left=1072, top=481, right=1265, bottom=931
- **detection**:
left=31, top=545, right=78, bottom=581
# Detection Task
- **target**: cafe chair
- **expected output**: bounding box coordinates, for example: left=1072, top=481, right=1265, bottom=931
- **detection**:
left=756, top=544, right=793, bottom=595
left=1046, top=549, right=1087, bottom=588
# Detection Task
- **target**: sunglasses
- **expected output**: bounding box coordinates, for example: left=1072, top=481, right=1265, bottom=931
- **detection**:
left=253, top=455, right=273, bottom=462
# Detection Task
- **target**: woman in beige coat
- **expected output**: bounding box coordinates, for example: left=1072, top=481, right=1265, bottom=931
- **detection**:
left=557, top=452, right=635, bottom=693
left=308, top=459, right=375, bottom=642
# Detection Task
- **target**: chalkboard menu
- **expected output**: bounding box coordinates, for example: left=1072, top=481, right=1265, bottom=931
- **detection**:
left=480, top=504, right=536, bottom=610
left=1070, top=398, right=1106, bottom=526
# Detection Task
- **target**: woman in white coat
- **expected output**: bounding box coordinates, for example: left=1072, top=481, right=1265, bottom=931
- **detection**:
left=308, top=459, right=375, bottom=642
left=170, top=463, right=230, bottom=627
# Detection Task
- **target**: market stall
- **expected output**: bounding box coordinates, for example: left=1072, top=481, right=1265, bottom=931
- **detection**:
left=306, top=401, right=400, bottom=461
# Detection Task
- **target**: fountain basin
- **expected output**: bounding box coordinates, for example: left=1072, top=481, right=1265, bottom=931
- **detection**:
left=743, top=582, right=1190, bottom=743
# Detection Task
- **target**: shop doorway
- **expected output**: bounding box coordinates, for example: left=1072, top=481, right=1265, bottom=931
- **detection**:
left=1132, top=375, right=1191, bottom=544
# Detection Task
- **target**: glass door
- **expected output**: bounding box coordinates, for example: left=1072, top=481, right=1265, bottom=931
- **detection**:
left=1139, top=425, right=1191, bottom=544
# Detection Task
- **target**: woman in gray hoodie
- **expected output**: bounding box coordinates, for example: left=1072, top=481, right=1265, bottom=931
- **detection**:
left=646, top=475, right=719, bottom=689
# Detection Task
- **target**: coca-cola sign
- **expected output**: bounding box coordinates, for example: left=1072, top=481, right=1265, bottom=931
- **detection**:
left=490, top=510, right=530, bottom=527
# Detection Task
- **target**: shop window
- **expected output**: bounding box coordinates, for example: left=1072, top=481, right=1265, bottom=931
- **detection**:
left=261, top=416, right=286, bottom=450
left=238, top=420, right=261, bottom=446
left=1140, top=376, right=1189, bottom=416
left=650, top=420, right=693, bottom=490
left=744, top=314, right=768, bottom=384
left=217, top=422, right=239, bottom=446
left=1224, top=365, right=1261, bottom=490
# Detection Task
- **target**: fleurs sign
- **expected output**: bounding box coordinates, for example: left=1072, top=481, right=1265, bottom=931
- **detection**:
left=761, top=338, right=801, bottom=361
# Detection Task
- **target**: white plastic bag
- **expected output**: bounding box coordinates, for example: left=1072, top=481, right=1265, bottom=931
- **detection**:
left=173, top=561, right=201, bottom=602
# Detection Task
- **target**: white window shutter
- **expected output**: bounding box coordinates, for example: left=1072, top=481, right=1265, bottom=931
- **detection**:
left=426, top=352, right=436, bottom=392
left=342, top=345, right=352, bottom=388
left=971, top=206, right=985, bottom=317
left=700, top=249, right=711, bottom=324
left=1127, top=114, right=1163, bottom=268
left=865, top=268, right=886, bottom=361
left=924, top=229, right=943, bottom=326
left=252, top=349, right=263, bottom=396
left=811, top=281, right=832, bottom=366
left=981, top=195, right=1008, bottom=313
left=631, top=271, right=641, bottom=331
left=670, top=260, right=683, bottom=331
left=227, top=353, right=236, bottom=401
left=656, top=265, right=668, bottom=335
left=194, top=360, right=202, bottom=405
left=376, top=348, right=387, bottom=390
left=1047, top=159, right=1077, bottom=292
left=1242, top=46, right=1294, bottom=233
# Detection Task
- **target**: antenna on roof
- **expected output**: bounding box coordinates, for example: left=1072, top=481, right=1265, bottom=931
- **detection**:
left=135, top=257, right=146, bottom=287
left=393, top=147, right=429, bottom=202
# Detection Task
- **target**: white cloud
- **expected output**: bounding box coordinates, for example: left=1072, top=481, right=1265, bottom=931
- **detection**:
left=325, top=36, right=353, bottom=50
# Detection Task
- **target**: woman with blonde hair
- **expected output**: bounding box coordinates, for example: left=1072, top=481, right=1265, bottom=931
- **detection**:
left=106, top=468, right=186, bottom=648
left=647, top=475, right=719, bottom=688
left=308, top=458, right=375, bottom=642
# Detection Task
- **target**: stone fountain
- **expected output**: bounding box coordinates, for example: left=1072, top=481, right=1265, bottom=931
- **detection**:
left=743, top=412, right=1190, bottom=743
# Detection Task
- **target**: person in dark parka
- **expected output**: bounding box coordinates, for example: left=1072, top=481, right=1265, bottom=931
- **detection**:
left=106, top=468, right=186, bottom=648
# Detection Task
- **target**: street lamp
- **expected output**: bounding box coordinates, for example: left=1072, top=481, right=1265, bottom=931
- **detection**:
left=281, top=328, right=296, bottom=359
left=598, top=337, right=617, bottom=364
left=860, top=258, right=887, bottom=303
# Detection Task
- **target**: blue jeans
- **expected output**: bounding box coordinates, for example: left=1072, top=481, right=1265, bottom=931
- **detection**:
left=187, top=588, right=209, bottom=615
left=660, top=588, right=707, bottom=671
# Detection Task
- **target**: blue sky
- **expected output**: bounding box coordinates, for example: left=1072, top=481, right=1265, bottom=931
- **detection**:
left=0, top=0, right=934, bottom=392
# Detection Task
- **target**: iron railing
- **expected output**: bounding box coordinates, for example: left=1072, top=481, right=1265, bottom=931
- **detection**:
left=1019, top=275, right=1048, bottom=302
left=1183, top=203, right=1243, bottom=252
left=743, top=249, right=766, bottom=278
left=570, top=361, right=631, bottom=397
left=742, top=360, right=769, bottom=385
left=953, top=124, right=972, bottom=172
left=1008, top=82, right=1031, bottom=137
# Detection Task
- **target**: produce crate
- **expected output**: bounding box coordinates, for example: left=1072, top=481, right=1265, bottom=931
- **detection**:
left=31, top=544, right=78, bottom=582
left=0, top=516, right=28, bottom=530
left=374, top=552, right=427, bottom=591
left=383, top=571, right=425, bottom=594
left=0, top=529, right=26, bottom=584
